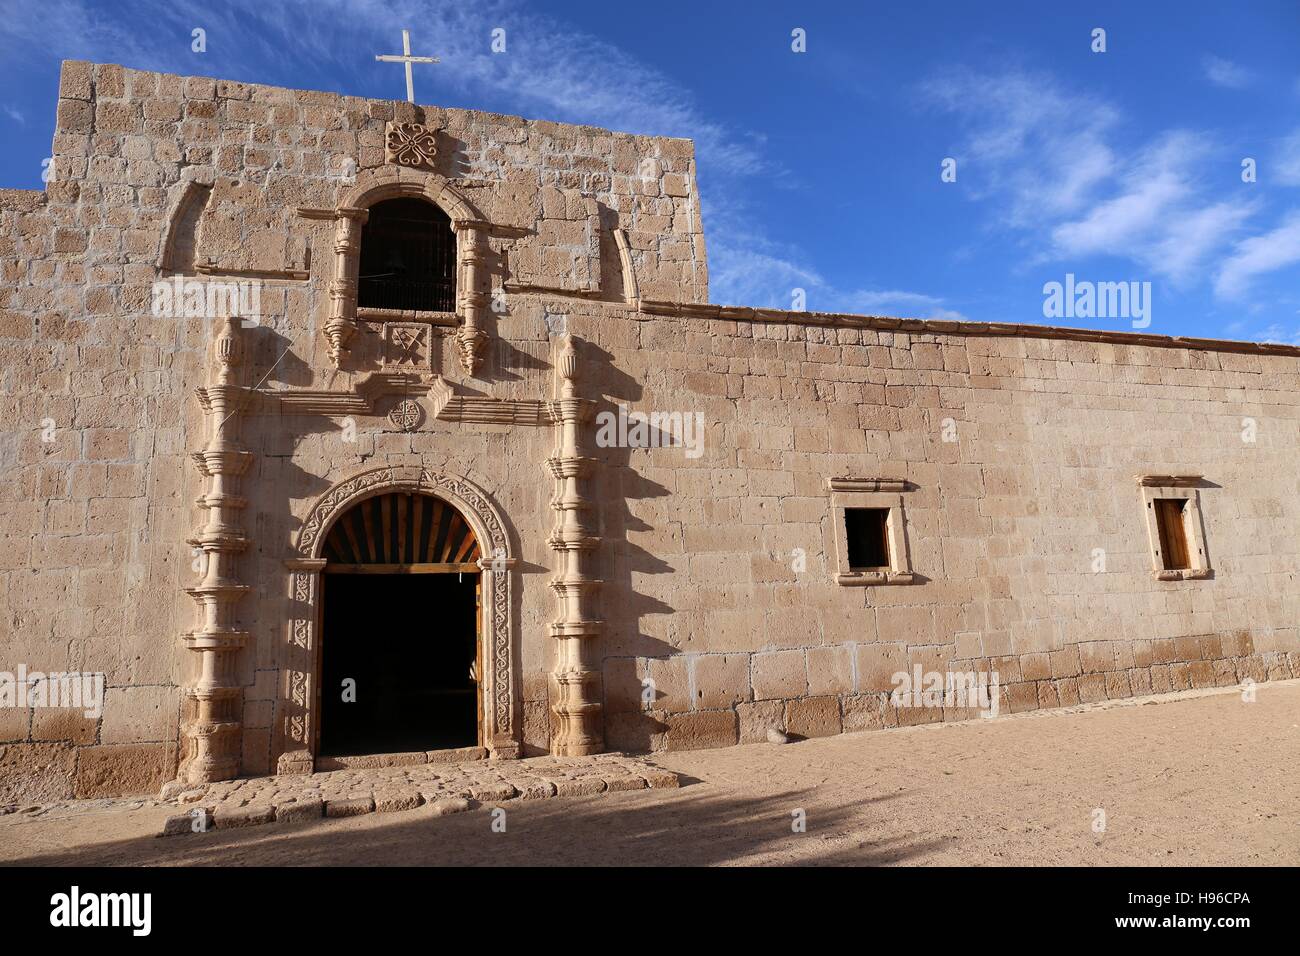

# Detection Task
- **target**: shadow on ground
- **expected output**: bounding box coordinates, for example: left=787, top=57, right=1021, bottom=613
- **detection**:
left=8, top=785, right=939, bottom=867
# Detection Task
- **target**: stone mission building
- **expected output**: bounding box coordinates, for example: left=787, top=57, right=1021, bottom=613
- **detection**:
left=2, top=61, right=1298, bottom=801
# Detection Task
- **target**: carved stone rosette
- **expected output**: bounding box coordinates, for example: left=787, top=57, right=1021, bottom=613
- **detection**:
left=546, top=336, right=604, bottom=755
left=324, top=207, right=368, bottom=366
left=182, top=316, right=253, bottom=783
left=388, top=399, right=424, bottom=431
left=384, top=122, right=438, bottom=169
left=454, top=221, right=490, bottom=373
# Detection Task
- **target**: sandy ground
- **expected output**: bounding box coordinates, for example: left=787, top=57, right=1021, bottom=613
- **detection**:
left=3, top=681, right=1297, bottom=866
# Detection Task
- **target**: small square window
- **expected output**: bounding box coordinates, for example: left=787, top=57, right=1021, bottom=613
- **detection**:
left=845, top=507, right=890, bottom=570
left=828, top=478, right=914, bottom=586
left=1153, top=498, right=1190, bottom=570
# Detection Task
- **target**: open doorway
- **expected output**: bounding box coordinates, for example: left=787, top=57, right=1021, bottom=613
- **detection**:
left=316, top=491, right=483, bottom=758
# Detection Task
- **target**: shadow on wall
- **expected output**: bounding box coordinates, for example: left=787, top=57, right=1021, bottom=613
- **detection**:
left=578, top=340, right=684, bottom=734
left=9, top=786, right=938, bottom=867
left=251, top=324, right=314, bottom=388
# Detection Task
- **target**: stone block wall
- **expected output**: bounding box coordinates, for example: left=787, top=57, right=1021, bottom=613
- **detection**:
left=0, top=61, right=707, bottom=798
left=568, top=306, right=1300, bottom=753
left=43, top=60, right=707, bottom=312
left=2, top=61, right=1298, bottom=797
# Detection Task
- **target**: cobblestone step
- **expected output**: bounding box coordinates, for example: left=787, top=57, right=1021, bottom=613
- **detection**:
left=158, top=753, right=679, bottom=836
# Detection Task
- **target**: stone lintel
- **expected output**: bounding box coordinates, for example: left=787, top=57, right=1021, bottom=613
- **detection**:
left=1136, top=474, right=1205, bottom=488
left=827, top=477, right=909, bottom=493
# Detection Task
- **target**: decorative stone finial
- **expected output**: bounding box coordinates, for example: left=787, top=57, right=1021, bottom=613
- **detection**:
left=324, top=314, right=353, bottom=368
left=456, top=324, right=490, bottom=374
left=557, top=334, right=578, bottom=383
left=214, top=315, right=244, bottom=386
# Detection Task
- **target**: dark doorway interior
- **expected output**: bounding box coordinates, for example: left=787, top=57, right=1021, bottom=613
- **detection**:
left=319, top=572, right=479, bottom=757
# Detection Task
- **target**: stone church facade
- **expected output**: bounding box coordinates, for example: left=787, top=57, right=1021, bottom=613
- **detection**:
left=2, top=61, right=1298, bottom=800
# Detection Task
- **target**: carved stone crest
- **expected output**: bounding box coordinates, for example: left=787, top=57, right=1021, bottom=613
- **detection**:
left=383, top=322, right=431, bottom=369
left=385, top=122, right=438, bottom=169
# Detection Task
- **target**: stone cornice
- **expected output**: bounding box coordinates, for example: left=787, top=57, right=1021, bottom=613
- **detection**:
left=1136, top=474, right=1205, bottom=488
left=502, top=281, right=603, bottom=299
left=429, top=377, right=552, bottom=426
left=193, top=262, right=309, bottom=281
left=248, top=372, right=436, bottom=416
left=836, top=571, right=916, bottom=587
left=639, top=299, right=1300, bottom=359
left=237, top=373, right=559, bottom=424
left=827, top=477, right=910, bottom=493
left=357, top=306, right=458, bottom=326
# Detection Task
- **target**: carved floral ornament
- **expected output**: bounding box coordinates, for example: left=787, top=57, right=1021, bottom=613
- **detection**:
left=385, top=122, right=439, bottom=169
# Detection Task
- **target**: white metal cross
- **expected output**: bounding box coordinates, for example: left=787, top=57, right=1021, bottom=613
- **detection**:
left=375, top=29, right=438, bottom=104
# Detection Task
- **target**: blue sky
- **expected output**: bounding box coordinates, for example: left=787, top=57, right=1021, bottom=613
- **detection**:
left=1, top=0, right=1299, bottom=343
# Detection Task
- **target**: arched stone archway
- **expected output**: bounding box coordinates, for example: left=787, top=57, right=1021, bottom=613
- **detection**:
left=339, top=166, right=484, bottom=226
left=278, top=465, right=519, bottom=773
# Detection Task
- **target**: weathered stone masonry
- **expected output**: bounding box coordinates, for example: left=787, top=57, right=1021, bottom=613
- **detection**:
left=0, top=60, right=1297, bottom=800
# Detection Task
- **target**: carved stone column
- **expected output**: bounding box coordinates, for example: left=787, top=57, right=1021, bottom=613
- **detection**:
left=455, top=221, right=490, bottom=374
left=324, top=206, right=368, bottom=367
left=277, top=558, right=326, bottom=775
left=547, top=335, right=604, bottom=755
left=183, top=316, right=253, bottom=783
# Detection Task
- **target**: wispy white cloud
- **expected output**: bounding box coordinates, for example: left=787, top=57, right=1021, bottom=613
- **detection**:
left=924, top=69, right=1283, bottom=297
left=1257, top=323, right=1300, bottom=345
left=1214, top=210, right=1300, bottom=298
left=1, top=104, right=23, bottom=124
left=1050, top=132, right=1259, bottom=284
left=839, top=288, right=964, bottom=320
left=1275, top=128, right=1300, bottom=186
left=709, top=239, right=964, bottom=319
left=1148, top=199, right=1258, bottom=283
left=708, top=244, right=824, bottom=308
left=921, top=69, right=1117, bottom=227
left=1202, top=55, right=1253, bottom=90
left=1050, top=132, right=1198, bottom=260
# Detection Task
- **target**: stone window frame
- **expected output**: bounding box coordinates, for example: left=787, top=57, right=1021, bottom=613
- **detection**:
left=1136, top=475, right=1212, bottom=581
left=354, top=198, right=460, bottom=326
left=304, top=165, right=493, bottom=374
left=827, top=478, right=915, bottom=586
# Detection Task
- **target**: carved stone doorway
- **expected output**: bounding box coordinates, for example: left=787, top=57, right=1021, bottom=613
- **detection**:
left=314, top=490, right=485, bottom=761
left=280, top=466, right=521, bottom=775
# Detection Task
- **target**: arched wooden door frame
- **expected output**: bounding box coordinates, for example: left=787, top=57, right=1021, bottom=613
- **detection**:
left=278, top=465, right=519, bottom=773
